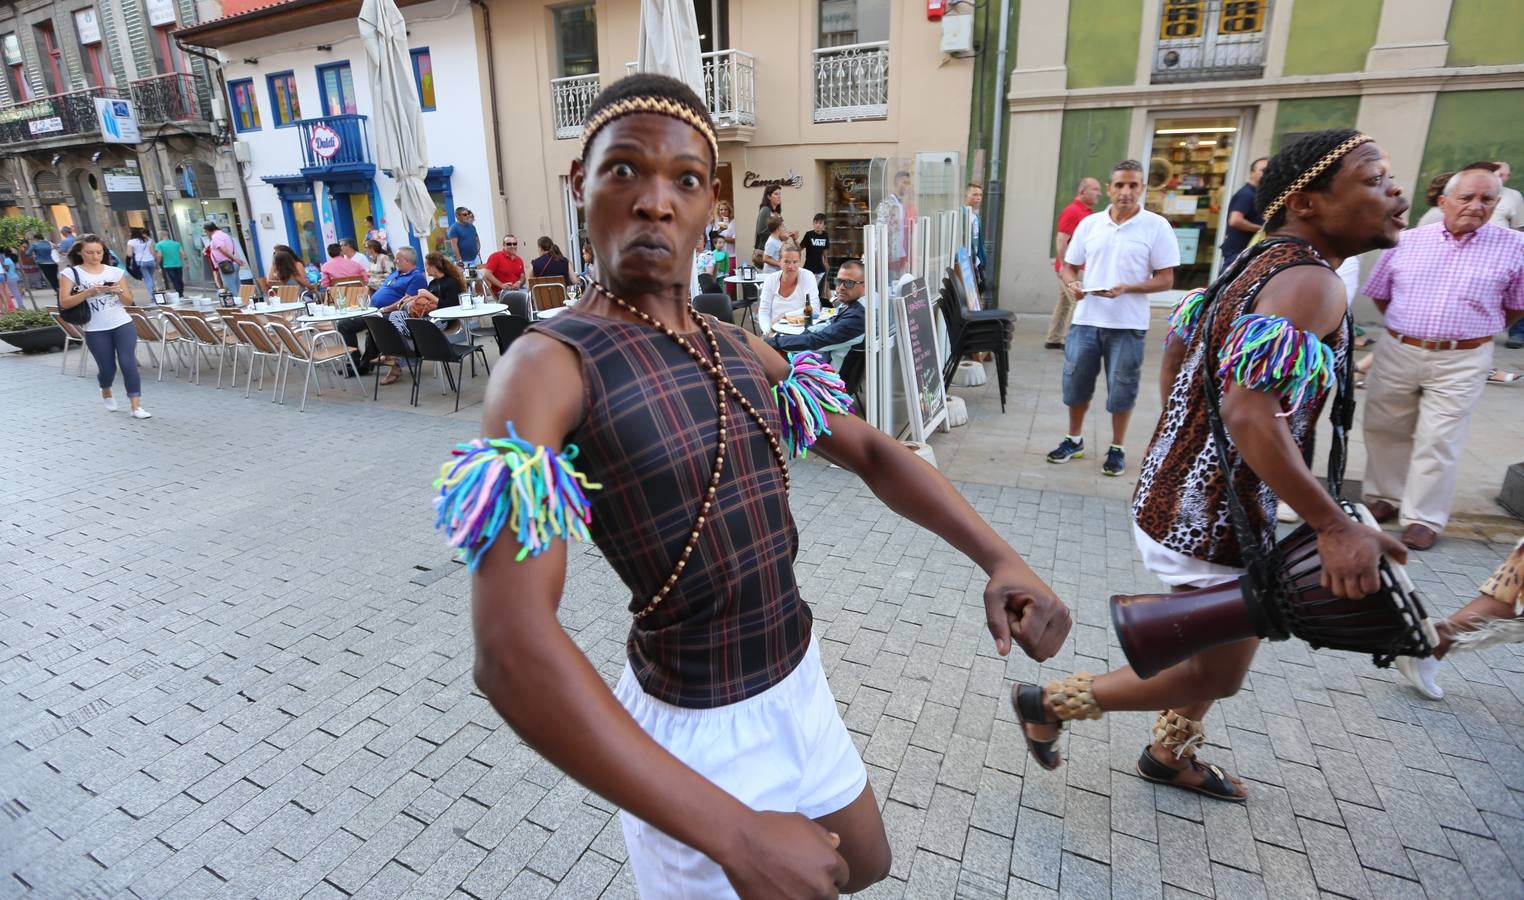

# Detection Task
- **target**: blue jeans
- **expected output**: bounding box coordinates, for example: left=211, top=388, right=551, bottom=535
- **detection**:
left=84, top=322, right=142, bottom=397
left=1508, top=317, right=1524, bottom=343
left=137, top=259, right=157, bottom=298
left=1062, top=324, right=1146, bottom=413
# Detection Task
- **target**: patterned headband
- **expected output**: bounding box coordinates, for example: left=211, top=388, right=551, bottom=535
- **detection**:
left=580, top=96, right=720, bottom=165
left=1260, top=133, right=1374, bottom=226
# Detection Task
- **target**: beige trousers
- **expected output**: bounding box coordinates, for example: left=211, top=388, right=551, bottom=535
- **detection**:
left=1362, top=337, right=1493, bottom=531
left=1046, top=282, right=1076, bottom=345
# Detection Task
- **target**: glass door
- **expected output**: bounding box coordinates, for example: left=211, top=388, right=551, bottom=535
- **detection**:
left=1144, top=113, right=1246, bottom=289
left=317, top=63, right=357, bottom=116
left=284, top=197, right=322, bottom=265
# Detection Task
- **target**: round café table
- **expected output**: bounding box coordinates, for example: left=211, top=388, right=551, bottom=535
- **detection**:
left=724, top=274, right=766, bottom=331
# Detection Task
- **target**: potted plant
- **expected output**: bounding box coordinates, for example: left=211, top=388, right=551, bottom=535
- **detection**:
left=0, top=308, right=65, bottom=352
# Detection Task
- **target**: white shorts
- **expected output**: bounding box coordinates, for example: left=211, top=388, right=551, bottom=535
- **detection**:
left=614, top=637, right=867, bottom=899
left=1133, top=523, right=1243, bottom=589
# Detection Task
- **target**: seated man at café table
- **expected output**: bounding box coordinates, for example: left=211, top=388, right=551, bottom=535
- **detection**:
left=764, top=259, right=865, bottom=358
left=319, top=241, right=369, bottom=289
left=338, top=246, right=427, bottom=374
left=482, top=234, right=527, bottom=296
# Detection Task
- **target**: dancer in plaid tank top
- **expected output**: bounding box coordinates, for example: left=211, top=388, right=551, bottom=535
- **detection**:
left=433, top=74, right=1070, bottom=899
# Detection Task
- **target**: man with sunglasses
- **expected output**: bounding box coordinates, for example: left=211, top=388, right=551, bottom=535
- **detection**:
left=482, top=234, right=526, bottom=295
left=765, top=260, right=866, bottom=354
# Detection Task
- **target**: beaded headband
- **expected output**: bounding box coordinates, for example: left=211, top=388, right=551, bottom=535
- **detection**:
left=1259, top=133, right=1374, bottom=226
left=580, top=95, right=720, bottom=165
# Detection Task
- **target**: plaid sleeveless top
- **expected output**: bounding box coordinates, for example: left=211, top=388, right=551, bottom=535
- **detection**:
left=1133, top=238, right=1349, bottom=569
left=531, top=312, right=811, bottom=709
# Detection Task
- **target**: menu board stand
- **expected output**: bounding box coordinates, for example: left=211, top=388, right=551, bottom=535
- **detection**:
left=893, top=275, right=949, bottom=443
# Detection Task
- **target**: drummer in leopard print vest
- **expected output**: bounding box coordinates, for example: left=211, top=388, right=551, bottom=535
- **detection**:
left=1009, top=130, right=1412, bottom=803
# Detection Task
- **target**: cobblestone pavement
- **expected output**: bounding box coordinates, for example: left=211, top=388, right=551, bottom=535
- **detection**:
left=2, top=348, right=1522, bottom=899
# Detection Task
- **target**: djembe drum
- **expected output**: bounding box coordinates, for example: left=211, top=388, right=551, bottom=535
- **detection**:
left=1112, top=502, right=1439, bottom=679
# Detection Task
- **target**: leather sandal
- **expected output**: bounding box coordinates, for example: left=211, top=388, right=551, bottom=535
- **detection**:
left=1135, top=746, right=1247, bottom=802
left=1010, top=683, right=1064, bottom=770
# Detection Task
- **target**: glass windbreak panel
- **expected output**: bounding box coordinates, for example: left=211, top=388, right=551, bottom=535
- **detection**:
left=555, top=4, right=599, bottom=77
left=818, top=0, right=889, bottom=47
left=1146, top=116, right=1241, bottom=289
left=825, top=160, right=870, bottom=270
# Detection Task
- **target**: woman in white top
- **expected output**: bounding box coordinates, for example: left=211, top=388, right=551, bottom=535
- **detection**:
left=366, top=239, right=395, bottom=289
left=127, top=228, right=158, bottom=300
left=711, top=201, right=736, bottom=274
left=757, top=242, right=819, bottom=334
left=59, top=235, right=151, bottom=418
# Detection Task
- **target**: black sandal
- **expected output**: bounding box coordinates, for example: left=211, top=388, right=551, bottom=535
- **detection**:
left=1010, top=683, right=1064, bottom=770
left=1135, top=746, right=1247, bottom=802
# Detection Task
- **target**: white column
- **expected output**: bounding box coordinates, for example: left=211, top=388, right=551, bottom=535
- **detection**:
left=1366, top=0, right=1453, bottom=70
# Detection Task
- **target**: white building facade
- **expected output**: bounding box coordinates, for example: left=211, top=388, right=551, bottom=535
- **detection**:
left=176, top=0, right=499, bottom=275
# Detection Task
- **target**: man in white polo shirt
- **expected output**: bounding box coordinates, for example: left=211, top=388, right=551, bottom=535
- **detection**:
left=1052, top=159, right=1179, bottom=476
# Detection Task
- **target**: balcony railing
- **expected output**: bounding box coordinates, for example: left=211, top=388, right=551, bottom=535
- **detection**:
left=1152, top=0, right=1268, bottom=83
left=812, top=41, right=889, bottom=123
left=624, top=50, right=757, bottom=128
left=550, top=73, right=601, bottom=140
left=0, top=85, right=122, bottom=146
left=130, top=72, right=214, bottom=125
left=295, top=114, right=373, bottom=170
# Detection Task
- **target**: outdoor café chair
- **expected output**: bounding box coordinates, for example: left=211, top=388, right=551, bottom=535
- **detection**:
left=692, top=292, right=733, bottom=324
left=501, top=290, right=532, bottom=320
left=362, top=315, right=421, bottom=404
left=491, top=313, right=529, bottom=356
left=266, top=319, right=360, bottom=412
left=126, top=307, right=182, bottom=382
left=405, top=317, right=489, bottom=413
left=46, top=306, right=90, bottom=376
left=232, top=318, right=285, bottom=400
left=529, top=280, right=568, bottom=312
left=172, top=309, right=239, bottom=388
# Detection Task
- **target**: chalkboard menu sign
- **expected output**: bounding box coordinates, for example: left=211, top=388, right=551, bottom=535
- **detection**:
left=894, top=275, right=948, bottom=441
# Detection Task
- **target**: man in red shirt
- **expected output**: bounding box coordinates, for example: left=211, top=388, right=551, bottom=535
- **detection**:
left=1045, top=177, right=1101, bottom=349
left=482, top=234, right=526, bottom=294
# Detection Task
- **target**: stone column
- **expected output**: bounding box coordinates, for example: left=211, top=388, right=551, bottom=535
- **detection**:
left=1366, top=0, right=1453, bottom=70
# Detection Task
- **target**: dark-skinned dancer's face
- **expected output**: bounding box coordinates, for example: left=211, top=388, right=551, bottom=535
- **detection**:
left=569, top=112, right=719, bottom=297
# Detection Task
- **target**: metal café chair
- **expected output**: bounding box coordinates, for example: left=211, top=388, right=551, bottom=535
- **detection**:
left=405, top=317, right=490, bottom=412
left=266, top=319, right=360, bottom=412
left=46, top=306, right=90, bottom=376
left=362, top=315, right=421, bottom=404
left=232, top=318, right=286, bottom=399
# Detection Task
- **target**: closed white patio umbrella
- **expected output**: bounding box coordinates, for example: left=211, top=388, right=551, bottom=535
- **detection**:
left=358, top=0, right=435, bottom=238
left=636, top=0, right=704, bottom=98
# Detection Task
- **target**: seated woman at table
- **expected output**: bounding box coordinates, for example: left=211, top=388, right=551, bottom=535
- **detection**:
left=265, top=247, right=309, bottom=295
left=366, top=240, right=394, bottom=290
left=756, top=242, right=819, bottom=333
left=577, top=242, right=594, bottom=291
left=530, top=236, right=571, bottom=285
left=378, top=251, right=465, bottom=385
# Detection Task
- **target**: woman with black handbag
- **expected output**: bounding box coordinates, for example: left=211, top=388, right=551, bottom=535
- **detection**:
left=60, top=234, right=151, bottom=419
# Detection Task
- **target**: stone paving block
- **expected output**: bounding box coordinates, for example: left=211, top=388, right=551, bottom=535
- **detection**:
left=1057, top=850, right=1109, bottom=899
left=880, top=798, right=926, bottom=884
left=1058, top=787, right=1109, bottom=864
left=888, top=745, right=941, bottom=810
left=1445, top=828, right=1523, bottom=898
left=1255, top=842, right=1318, bottom=900
left=1296, top=817, right=1369, bottom=898
left=1010, top=805, right=1063, bottom=890
left=461, top=820, right=553, bottom=899
left=901, top=847, right=961, bottom=899
left=527, top=806, right=607, bottom=882
left=1337, top=799, right=1415, bottom=880
left=1155, top=813, right=1210, bottom=893
left=967, top=768, right=1021, bottom=839
left=918, top=784, right=975, bottom=860
left=1109, top=832, right=1162, bottom=900
left=1406, top=847, right=1482, bottom=898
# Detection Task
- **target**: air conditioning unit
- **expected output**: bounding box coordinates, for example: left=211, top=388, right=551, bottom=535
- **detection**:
left=940, top=14, right=974, bottom=54
left=233, top=140, right=251, bottom=163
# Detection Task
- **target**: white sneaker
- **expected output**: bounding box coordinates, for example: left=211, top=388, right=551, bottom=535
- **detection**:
left=1395, top=655, right=1443, bottom=700
left=1277, top=501, right=1300, bottom=524
left=131, top=407, right=153, bottom=420
left=103, top=396, right=118, bottom=412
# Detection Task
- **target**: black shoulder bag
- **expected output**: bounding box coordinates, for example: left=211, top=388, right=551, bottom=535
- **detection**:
left=60, top=266, right=92, bottom=326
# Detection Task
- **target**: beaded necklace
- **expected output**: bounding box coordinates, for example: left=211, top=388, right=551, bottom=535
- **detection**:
left=589, top=279, right=790, bottom=620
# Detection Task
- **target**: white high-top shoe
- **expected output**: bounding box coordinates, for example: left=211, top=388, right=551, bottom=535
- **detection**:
left=1394, top=655, right=1443, bottom=700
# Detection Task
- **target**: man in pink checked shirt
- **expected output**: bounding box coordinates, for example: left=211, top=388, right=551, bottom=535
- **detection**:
left=1362, top=165, right=1524, bottom=550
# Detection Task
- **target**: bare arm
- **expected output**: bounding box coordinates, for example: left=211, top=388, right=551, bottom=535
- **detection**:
left=741, top=330, right=1071, bottom=660
left=1057, top=261, right=1084, bottom=300
left=1218, top=266, right=1407, bottom=598
left=470, top=336, right=848, bottom=897
left=1053, top=231, right=1072, bottom=266
left=1096, top=267, right=1175, bottom=298
left=1227, top=210, right=1260, bottom=234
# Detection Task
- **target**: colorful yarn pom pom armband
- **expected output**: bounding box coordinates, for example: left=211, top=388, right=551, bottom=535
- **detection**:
left=774, top=351, right=855, bottom=458
left=433, top=423, right=602, bottom=570
left=1216, top=313, right=1336, bottom=415
left=1166, top=288, right=1208, bottom=346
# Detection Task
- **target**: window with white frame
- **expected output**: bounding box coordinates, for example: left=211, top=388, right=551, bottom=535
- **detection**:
left=1153, top=0, right=1270, bottom=83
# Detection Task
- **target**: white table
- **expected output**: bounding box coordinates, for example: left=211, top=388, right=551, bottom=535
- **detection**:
left=534, top=305, right=570, bottom=321
left=429, top=302, right=507, bottom=321
left=724, top=275, right=766, bottom=287
left=245, top=301, right=309, bottom=315
left=297, top=307, right=376, bottom=324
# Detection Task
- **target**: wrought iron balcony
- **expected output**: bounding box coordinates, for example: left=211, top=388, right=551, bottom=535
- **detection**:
left=130, top=72, right=214, bottom=125
left=550, top=73, right=600, bottom=140
left=812, top=41, right=889, bottom=123
left=0, top=85, right=122, bottom=147
left=1152, top=0, right=1269, bottom=83
left=295, top=114, right=373, bottom=172
left=624, top=50, right=757, bottom=130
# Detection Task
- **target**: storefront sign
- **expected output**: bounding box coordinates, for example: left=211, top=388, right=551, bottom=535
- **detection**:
left=742, top=169, right=803, bottom=190
left=104, top=168, right=149, bottom=211
left=74, top=8, right=101, bottom=44
left=145, top=0, right=178, bottom=27
left=309, top=124, right=342, bottom=160
left=28, top=117, right=63, bottom=135
left=94, top=98, right=141, bottom=143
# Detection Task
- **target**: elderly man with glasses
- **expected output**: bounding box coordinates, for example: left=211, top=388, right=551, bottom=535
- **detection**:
left=482, top=234, right=526, bottom=295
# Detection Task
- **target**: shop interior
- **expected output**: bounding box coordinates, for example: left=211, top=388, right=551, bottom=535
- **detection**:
left=1144, top=115, right=1243, bottom=289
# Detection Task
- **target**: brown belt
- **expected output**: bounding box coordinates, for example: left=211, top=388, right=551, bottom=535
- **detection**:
left=1386, top=329, right=1491, bottom=351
